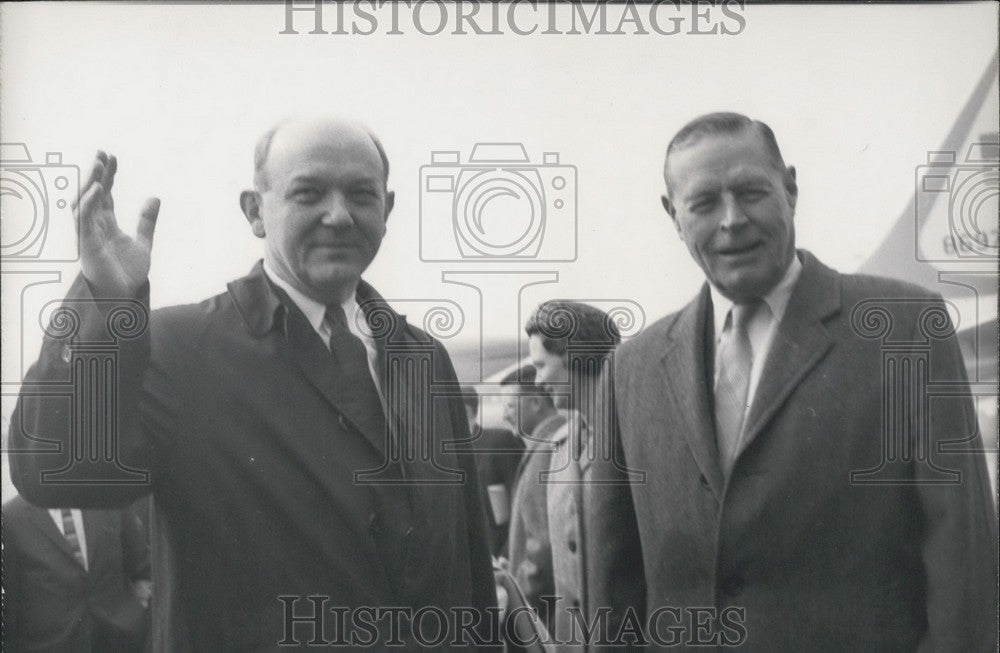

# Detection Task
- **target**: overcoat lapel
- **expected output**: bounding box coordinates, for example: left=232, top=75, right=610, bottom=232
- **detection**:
left=81, top=509, right=108, bottom=570
left=513, top=437, right=544, bottom=489
left=512, top=414, right=565, bottom=485
left=659, top=285, right=725, bottom=498
left=26, top=505, right=86, bottom=571
left=228, top=264, right=390, bottom=457
left=284, top=295, right=390, bottom=457
left=355, top=283, right=413, bottom=474
left=739, top=252, right=841, bottom=458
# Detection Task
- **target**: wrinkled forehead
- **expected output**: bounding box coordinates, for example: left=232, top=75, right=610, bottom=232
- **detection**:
left=666, top=131, right=781, bottom=196
left=266, top=122, right=385, bottom=183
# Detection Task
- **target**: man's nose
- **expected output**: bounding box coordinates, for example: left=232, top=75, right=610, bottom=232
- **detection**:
left=320, top=193, right=353, bottom=227
left=719, top=194, right=748, bottom=230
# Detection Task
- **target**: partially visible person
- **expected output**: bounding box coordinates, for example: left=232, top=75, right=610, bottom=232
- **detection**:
left=8, top=118, right=497, bottom=650
left=463, top=385, right=526, bottom=557
left=503, top=366, right=566, bottom=633
left=600, top=111, right=998, bottom=651
left=492, top=557, right=554, bottom=653
left=3, top=495, right=152, bottom=653
left=525, top=301, right=644, bottom=651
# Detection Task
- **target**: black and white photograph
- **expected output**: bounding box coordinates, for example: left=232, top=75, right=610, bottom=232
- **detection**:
left=1, top=2, right=997, bottom=651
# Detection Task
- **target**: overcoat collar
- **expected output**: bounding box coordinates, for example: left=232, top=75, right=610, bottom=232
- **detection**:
left=658, top=283, right=722, bottom=497
left=226, top=261, right=409, bottom=339
left=513, top=411, right=567, bottom=484
left=227, top=261, right=284, bottom=338
left=226, top=261, right=415, bottom=457
left=26, top=506, right=89, bottom=572
left=738, top=250, right=840, bottom=459
left=659, top=249, right=841, bottom=497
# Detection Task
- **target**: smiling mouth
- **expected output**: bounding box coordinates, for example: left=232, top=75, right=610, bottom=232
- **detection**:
left=309, top=244, right=360, bottom=262
left=312, top=243, right=356, bottom=251
left=717, top=242, right=762, bottom=256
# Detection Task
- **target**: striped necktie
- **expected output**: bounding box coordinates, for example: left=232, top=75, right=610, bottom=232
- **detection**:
left=60, top=508, right=87, bottom=570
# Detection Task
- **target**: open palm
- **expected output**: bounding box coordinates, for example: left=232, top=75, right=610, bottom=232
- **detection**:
left=76, top=152, right=160, bottom=298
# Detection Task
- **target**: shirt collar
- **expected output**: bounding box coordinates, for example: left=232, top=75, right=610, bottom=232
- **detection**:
left=262, top=261, right=360, bottom=336
left=531, top=411, right=565, bottom=440
left=710, top=252, right=803, bottom=340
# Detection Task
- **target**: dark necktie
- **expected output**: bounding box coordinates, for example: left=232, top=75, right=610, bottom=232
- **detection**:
left=60, top=508, right=87, bottom=569
left=714, top=300, right=761, bottom=477
left=325, top=304, right=385, bottom=418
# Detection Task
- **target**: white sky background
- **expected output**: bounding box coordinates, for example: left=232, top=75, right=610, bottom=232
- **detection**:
left=1, top=1, right=997, bottom=420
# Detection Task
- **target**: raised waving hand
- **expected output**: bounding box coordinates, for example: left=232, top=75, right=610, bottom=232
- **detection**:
left=75, top=151, right=160, bottom=297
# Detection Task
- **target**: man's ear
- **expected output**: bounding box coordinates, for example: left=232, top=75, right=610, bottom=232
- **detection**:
left=661, top=193, right=675, bottom=217
left=662, top=193, right=682, bottom=237
left=384, top=189, right=395, bottom=224
left=240, top=190, right=266, bottom=239
left=784, top=166, right=798, bottom=209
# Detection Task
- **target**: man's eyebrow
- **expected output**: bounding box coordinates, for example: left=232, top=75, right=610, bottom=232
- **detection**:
left=728, top=166, right=773, bottom=185
left=682, top=180, right=719, bottom=201
left=288, top=174, right=323, bottom=185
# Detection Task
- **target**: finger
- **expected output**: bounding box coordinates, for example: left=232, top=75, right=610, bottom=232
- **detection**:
left=91, top=151, right=109, bottom=188
left=75, top=182, right=105, bottom=236
left=102, top=154, right=118, bottom=194
left=75, top=156, right=106, bottom=210
left=135, top=197, right=161, bottom=250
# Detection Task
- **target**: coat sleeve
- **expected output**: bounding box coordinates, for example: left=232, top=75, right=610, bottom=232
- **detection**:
left=2, top=500, right=26, bottom=645
left=914, top=296, right=998, bottom=653
left=584, top=366, right=647, bottom=647
left=436, top=342, right=500, bottom=639
left=119, top=504, right=152, bottom=582
left=8, top=274, right=159, bottom=508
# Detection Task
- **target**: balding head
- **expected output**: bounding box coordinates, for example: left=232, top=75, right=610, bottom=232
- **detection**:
left=253, top=118, right=390, bottom=192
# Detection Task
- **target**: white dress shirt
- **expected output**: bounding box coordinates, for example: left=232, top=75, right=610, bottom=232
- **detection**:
left=49, top=508, right=88, bottom=569
left=710, top=253, right=803, bottom=414
left=263, top=262, right=384, bottom=406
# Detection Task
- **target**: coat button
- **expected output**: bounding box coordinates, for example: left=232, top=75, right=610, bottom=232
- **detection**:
left=721, top=574, right=744, bottom=597
left=567, top=539, right=577, bottom=554
left=700, top=474, right=711, bottom=489
left=337, top=414, right=349, bottom=430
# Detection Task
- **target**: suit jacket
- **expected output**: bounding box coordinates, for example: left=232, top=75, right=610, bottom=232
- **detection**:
left=2, top=496, right=151, bottom=653
left=507, top=411, right=567, bottom=632
left=474, top=426, right=526, bottom=556
left=604, top=250, right=998, bottom=651
left=9, top=262, right=496, bottom=651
